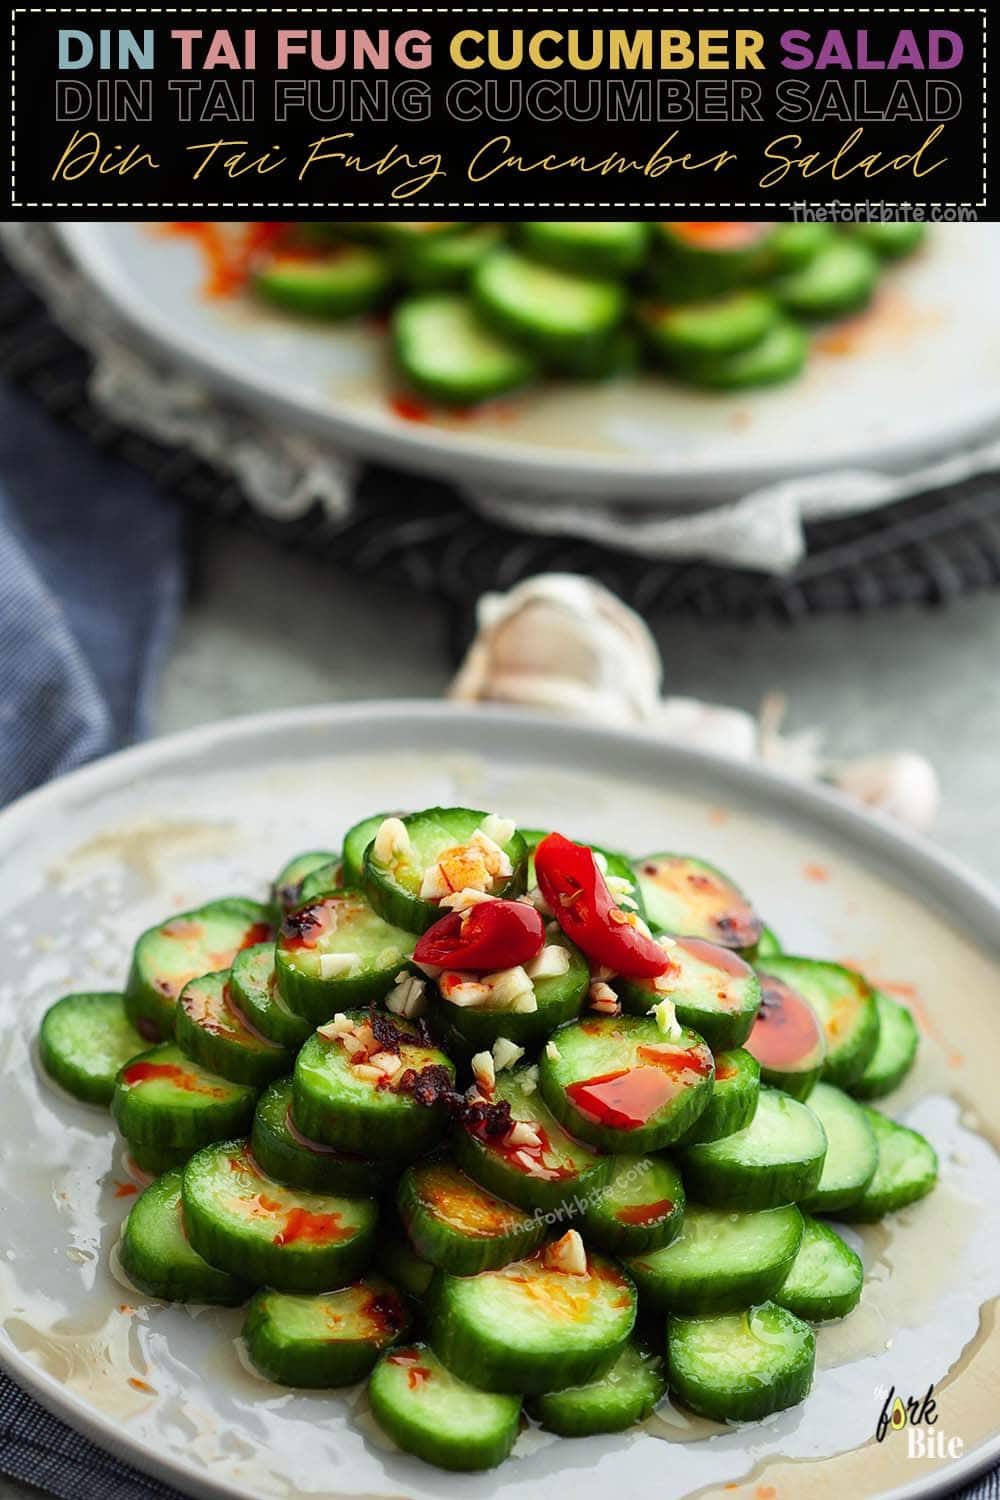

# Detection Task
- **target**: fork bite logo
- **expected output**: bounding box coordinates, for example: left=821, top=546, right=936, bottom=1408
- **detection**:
left=875, top=1383, right=964, bottom=1460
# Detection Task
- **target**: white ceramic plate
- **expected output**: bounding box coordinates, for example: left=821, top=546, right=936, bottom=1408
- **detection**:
left=2, top=702, right=1000, bottom=1500
left=54, top=222, right=1000, bottom=507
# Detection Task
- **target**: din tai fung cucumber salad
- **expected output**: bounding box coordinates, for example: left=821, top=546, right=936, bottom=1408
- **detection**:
left=39, top=807, right=936, bottom=1473
left=171, top=219, right=928, bottom=409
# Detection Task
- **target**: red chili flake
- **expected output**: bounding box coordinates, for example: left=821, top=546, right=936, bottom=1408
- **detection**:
left=368, top=1003, right=403, bottom=1055
left=127, top=1377, right=156, bottom=1394
left=113, top=1181, right=139, bottom=1199
left=616, top=1198, right=674, bottom=1226
left=280, top=903, right=328, bottom=950
left=241, top=921, right=275, bottom=949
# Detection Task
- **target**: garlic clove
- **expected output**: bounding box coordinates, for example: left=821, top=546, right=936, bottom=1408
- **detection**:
left=830, top=751, right=940, bottom=832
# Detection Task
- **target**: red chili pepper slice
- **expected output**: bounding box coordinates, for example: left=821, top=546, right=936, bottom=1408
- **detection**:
left=413, top=899, right=545, bottom=973
left=534, top=832, right=670, bottom=979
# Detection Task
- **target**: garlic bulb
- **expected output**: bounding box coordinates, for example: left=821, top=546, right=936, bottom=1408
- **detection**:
left=829, top=752, right=940, bottom=832
left=651, top=696, right=758, bottom=762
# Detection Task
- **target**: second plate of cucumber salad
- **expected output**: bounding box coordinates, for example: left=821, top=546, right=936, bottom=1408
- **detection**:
left=2, top=704, right=1000, bottom=1500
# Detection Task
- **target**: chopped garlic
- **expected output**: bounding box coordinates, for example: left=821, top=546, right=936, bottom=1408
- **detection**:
left=524, top=887, right=553, bottom=917
left=385, top=972, right=427, bottom=1018
left=589, top=980, right=618, bottom=1008
left=486, top=966, right=534, bottom=1009
left=520, top=1065, right=539, bottom=1094
left=372, top=816, right=410, bottom=865
left=419, top=864, right=454, bottom=902
left=492, top=1037, right=524, bottom=1071
left=515, top=1150, right=541, bottom=1172
left=352, top=1063, right=384, bottom=1083
left=525, top=944, right=571, bottom=981
left=589, top=962, right=617, bottom=983
left=480, top=813, right=517, bottom=846
left=316, top=1012, right=352, bottom=1039
left=471, top=1050, right=496, bottom=1093
left=439, top=887, right=497, bottom=913
left=606, top=874, right=635, bottom=901
left=375, top=946, right=402, bottom=969
left=593, top=850, right=609, bottom=874
left=648, top=997, right=683, bottom=1040
left=543, top=1230, right=588, bottom=1276
left=658, top=934, right=678, bottom=951
left=370, top=1051, right=402, bottom=1076
left=510, top=990, right=539, bottom=1014
left=506, top=1121, right=542, bottom=1149
left=545, top=1039, right=561, bottom=1061
left=319, top=951, right=358, bottom=980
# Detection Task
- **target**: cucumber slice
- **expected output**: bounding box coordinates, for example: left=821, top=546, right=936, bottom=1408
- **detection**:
left=845, top=222, right=927, bottom=258
left=119, top=1168, right=250, bottom=1305
left=340, top=221, right=459, bottom=246
left=640, top=291, right=780, bottom=362
left=112, top=1043, right=258, bottom=1149
left=755, top=926, right=783, bottom=959
left=746, top=970, right=827, bottom=1100
left=529, top=1339, right=666, bottom=1436
left=756, top=956, right=879, bottom=1089
left=649, top=222, right=778, bottom=297
left=272, top=851, right=340, bottom=914
left=252, top=1078, right=389, bottom=1196
left=633, top=854, right=763, bottom=952
left=676, top=319, right=808, bottom=391
left=429, top=1245, right=636, bottom=1394
left=297, top=860, right=345, bottom=904
left=229, top=944, right=311, bottom=1050
left=126, top=1138, right=193, bottom=1176
left=455, top=1065, right=609, bottom=1215
left=176, top=971, right=292, bottom=1087
left=768, top=222, right=836, bottom=269
left=798, top=1082, right=878, bottom=1213
left=364, top=808, right=528, bottom=934
left=774, top=240, right=879, bottom=319
left=374, top=1237, right=435, bottom=1300
left=39, top=992, right=144, bottom=1106
left=182, top=1139, right=376, bottom=1293
left=617, top=937, right=761, bottom=1051
left=668, top=1302, right=815, bottom=1422
left=400, top=225, right=505, bottom=289
left=518, top=221, right=649, bottom=277
left=243, top=1276, right=411, bottom=1387
left=342, top=812, right=403, bottom=889
left=679, top=1048, right=760, bottom=1145
left=538, top=1015, right=714, bottom=1153
left=625, top=1203, right=803, bottom=1316
left=775, top=1216, right=863, bottom=1322
left=845, top=1108, right=938, bottom=1221
left=393, top=294, right=538, bottom=407
left=369, top=1343, right=521, bottom=1472
left=429, top=935, right=589, bottom=1056
left=580, top=1154, right=685, bottom=1256
left=276, top=890, right=415, bottom=1022
left=125, top=898, right=274, bottom=1041
left=679, top=1088, right=827, bottom=1210
left=473, top=249, right=627, bottom=365
left=293, top=1011, right=454, bottom=1157
left=255, top=245, right=392, bottom=319
left=398, top=1157, right=545, bottom=1274
left=850, top=990, right=919, bottom=1100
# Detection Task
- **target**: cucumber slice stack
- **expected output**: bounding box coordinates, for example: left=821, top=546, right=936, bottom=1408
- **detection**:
left=45, top=801, right=944, bottom=1470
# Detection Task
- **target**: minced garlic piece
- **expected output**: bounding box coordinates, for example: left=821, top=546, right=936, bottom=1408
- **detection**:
left=439, top=887, right=496, bottom=913
left=492, top=1037, right=525, bottom=1071
left=385, top=972, right=427, bottom=1018
left=589, top=980, right=619, bottom=1012
left=471, top=1050, right=496, bottom=1094
left=372, top=816, right=411, bottom=865
left=543, top=1230, right=588, bottom=1276
left=525, top=944, right=570, bottom=981
left=648, top=997, right=683, bottom=1040
left=480, top=813, right=517, bottom=847
left=505, top=1120, right=542, bottom=1149
left=419, top=830, right=513, bottom=903
left=316, top=1012, right=352, bottom=1039
left=545, top=1039, right=561, bottom=1061
left=319, top=952, right=358, bottom=980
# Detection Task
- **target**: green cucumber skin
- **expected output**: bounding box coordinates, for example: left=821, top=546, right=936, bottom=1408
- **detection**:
left=229, top=944, right=312, bottom=1050
left=393, top=294, right=539, bottom=407
left=625, top=1203, right=803, bottom=1317
left=529, top=1340, right=667, bottom=1436
left=773, top=239, right=879, bottom=319
left=845, top=1108, right=938, bottom=1222
left=251, top=1079, right=388, bottom=1196
left=758, top=956, right=879, bottom=1090
left=429, top=940, right=589, bottom=1057
left=846, top=222, right=927, bottom=259
left=119, top=1169, right=250, bottom=1306
left=747, top=969, right=827, bottom=1102
left=397, top=1160, right=545, bottom=1275
left=243, top=1277, right=411, bottom=1388
left=126, top=1139, right=193, bottom=1176
left=272, top=851, right=339, bottom=914
left=175, top=971, right=292, bottom=1088
left=342, top=813, right=401, bottom=889
left=39, top=992, right=144, bottom=1107
left=679, top=1049, right=761, bottom=1145
left=369, top=1344, right=522, bottom=1472
left=679, top=1089, right=827, bottom=1210
left=632, top=853, right=763, bottom=954
left=400, top=225, right=506, bottom=289
left=297, top=861, right=347, bottom=905
left=774, top=1217, right=863, bottom=1322
left=667, top=1302, right=815, bottom=1422
left=850, top=990, right=919, bottom=1101
left=275, top=891, right=416, bottom=1024
left=454, top=1121, right=610, bottom=1217
left=649, top=224, right=779, bottom=298
left=616, top=939, right=762, bottom=1053
left=112, top=1043, right=258, bottom=1150
left=797, top=1082, right=878, bottom=1214
left=518, top=220, right=650, bottom=277
left=472, top=249, right=627, bottom=365
left=675, top=319, right=809, bottom=392
left=374, top=1237, right=436, bottom=1300
left=580, top=1155, right=685, bottom=1257
left=640, top=291, right=780, bottom=363
left=254, top=246, right=393, bottom=319
left=754, top=927, right=783, bottom=960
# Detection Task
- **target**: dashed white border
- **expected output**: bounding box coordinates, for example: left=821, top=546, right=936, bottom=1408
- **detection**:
left=8, top=5, right=990, bottom=210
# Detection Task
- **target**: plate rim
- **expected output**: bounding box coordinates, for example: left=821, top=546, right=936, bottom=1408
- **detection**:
left=1, top=698, right=998, bottom=1500
left=51, top=220, right=1000, bottom=507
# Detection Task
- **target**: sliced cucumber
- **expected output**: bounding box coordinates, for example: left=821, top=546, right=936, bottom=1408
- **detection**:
left=850, top=990, right=919, bottom=1101
left=398, top=1157, right=544, bottom=1275
left=624, top=1203, right=803, bottom=1316
left=667, top=1302, right=815, bottom=1422
left=455, top=1065, right=609, bottom=1215
left=127, top=1138, right=192, bottom=1176
left=755, top=926, right=783, bottom=959
left=580, top=1154, right=685, bottom=1256
left=798, top=1082, right=878, bottom=1214
left=633, top=854, right=762, bottom=952
left=641, top=291, right=780, bottom=363
left=176, top=970, right=291, bottom=1087
left=746, top=969, right=827, bottom=1100
left=252, top=1078, right=388, bottom=1196
left=229, top=944, right=311, bottom=1050
left=845, top=1108, right=938, bottom=1221
left=676, top=319, right=809, bottom=391
left=617, top=937, right=761, bottom=1051
left=369, top=1343, right=522, bottom=1472
left=679, top=1088, right=827, bottom=1210
left=298, top=860, right=345, bottom=904
left=119, top=1169, right=250, bottom=1305
left=529, top=1339, right=666, bottom=1436
left=473, top=248, right=627, bottom=366
left=125, top=898, right=273, bottom=1041
left=393, top=294, right=538, bottom=407
left=39, top=992, right=144, bottom=1106
left=774, top=1216, right=863, bottom=1322
left=112, top=1043, right=258, bottom=1149
left=342, top=812, right=402, bottom=889
left=518, top=221, right=649, bottom=277
left=429, top=1245, right=636, bottom=1393
left=374, top=1236, right=435, bottom=1300
left=400, top=225, right=505, bottom=290
left=679, top=1048, right=760, bottom=1145
left=649, top=222, right=778, bottom=297
left=538, top=1014, right=714, bottom=1153
left=774, top=239, right=879, bottom=319
left=255, top=245, right=392, bottom=319
left=243, top=1276, right=411, bottom=1387
left=845, top=222, right=927, bottom=258
left=182, top=1139, right=376, bottom=1293
left=769, top=222, right=836, bottom=269
left=364, top=807, right=528, bottom=934
left=293, top=1011, right=454, bottom=1157
left=756, top=956, right=879, bottom=1090
left=272, top=851, right=339, bottom=914
left=429, top=935, right=589, bottom=1056
left=276, top=890, right=415, bottom=1022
